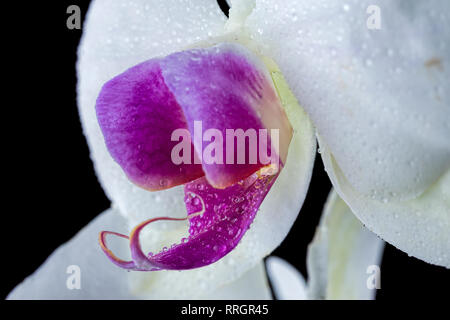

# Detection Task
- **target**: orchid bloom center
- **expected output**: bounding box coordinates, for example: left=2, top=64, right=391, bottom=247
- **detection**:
left=96, top=42, right=296, bottom=271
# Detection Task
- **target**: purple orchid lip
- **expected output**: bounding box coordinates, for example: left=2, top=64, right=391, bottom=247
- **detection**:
left=97, top=43, right=292, bottom=271
left=100, top=170, right=279, bottom=271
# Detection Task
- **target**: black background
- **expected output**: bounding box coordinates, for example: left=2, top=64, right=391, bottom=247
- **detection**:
left=3, top=0, right=448, bottom=300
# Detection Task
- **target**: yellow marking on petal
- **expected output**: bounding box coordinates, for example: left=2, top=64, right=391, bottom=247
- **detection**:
left=262, top=56, right=307, bottom=134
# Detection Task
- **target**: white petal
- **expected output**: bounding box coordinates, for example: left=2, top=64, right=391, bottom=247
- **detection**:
left=265, top=256, right=307, bottom=300
left=128, top=260, right=273, bottom=300
left=319, top=137, right=450, bottom=267
left=8, top=209, right=133, bottom=299
left=206, top=262, right=271, bottom=300
left=7, top=209, right=271, bottom=299
left=77, top=0, right=227, bottom=227
left=243, top=0, right=450, bottom=267
left=307, top=190, right=385, bottom=300
left=245, top=0, right=450, bottom=202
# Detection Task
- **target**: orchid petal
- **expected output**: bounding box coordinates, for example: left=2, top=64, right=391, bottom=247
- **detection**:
left=319, top=138, right=449, bottom=267
left=307, top=189, right=385, bottom=300
left=155, top=173, right=277, bottom=270
left=245, top=0, right=450, bottom=201
left=244, top=0, right=450, bottom=265
left=265, top=256, right=307, bottom=300
left=207, top=262, right=271, bottom=300
left=7, top=209, right=271, bottom=299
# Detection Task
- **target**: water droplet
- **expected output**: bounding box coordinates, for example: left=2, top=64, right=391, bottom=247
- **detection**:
left=159, top=179, right=167, bottom=187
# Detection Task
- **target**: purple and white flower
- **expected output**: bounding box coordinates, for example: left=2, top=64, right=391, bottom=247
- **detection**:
left=8, top=0, right=449, bottom=300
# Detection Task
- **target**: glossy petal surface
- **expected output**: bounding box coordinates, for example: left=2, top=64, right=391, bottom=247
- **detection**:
left=319, top=138, right=450, bottom=267
left=244, top=0, right=450, bottom=265
left=246, top=0, right=450, bottom=201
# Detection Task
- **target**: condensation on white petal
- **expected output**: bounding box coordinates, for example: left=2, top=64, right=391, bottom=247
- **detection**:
left=265, top=256, right=307, bottom=300
left=307, top=189, right=385, bottom=300
left=246, top=0, right=450, bottom=202
left=77, top=0, right=226, bottom=226
left=319, top=137, right=450, bottom=268
left=7, top=209, right=133, bottom=300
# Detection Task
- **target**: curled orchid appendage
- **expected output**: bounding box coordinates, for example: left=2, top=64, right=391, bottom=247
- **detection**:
left=96, top=43, right=295, bottom=271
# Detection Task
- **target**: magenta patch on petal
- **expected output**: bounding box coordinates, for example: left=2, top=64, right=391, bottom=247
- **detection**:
left=100, top=171, right=278, bottom=271
left=161, top=43, right=282, bottom=188
left=150, top=173, right=277, bottom=269
left=96, top=59, right=203, bottom=190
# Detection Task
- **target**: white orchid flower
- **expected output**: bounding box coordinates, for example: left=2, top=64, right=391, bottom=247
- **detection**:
left=8, top=0, right=449, bottom=300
